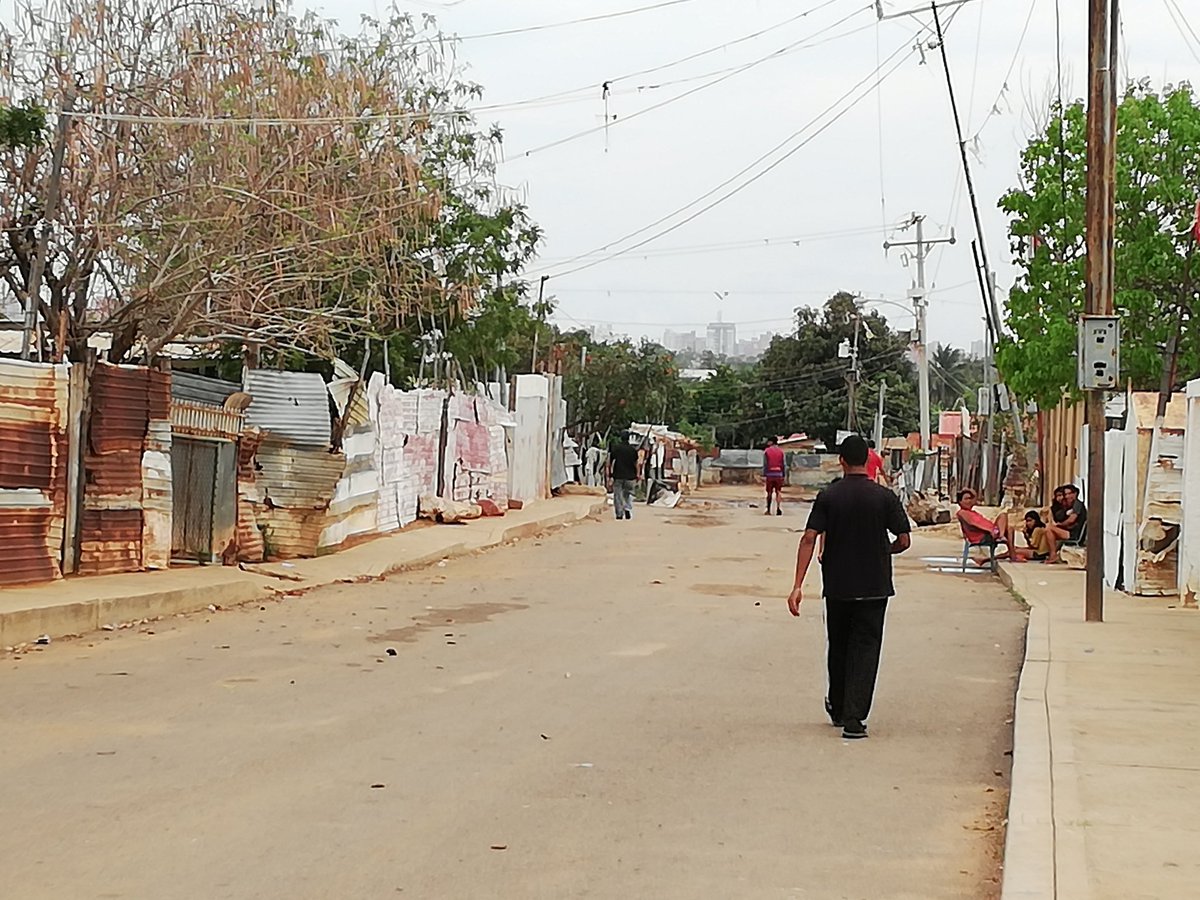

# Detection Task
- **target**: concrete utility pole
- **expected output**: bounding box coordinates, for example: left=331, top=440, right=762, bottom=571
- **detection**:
left=845, top=309, right=862, bottom=432
left=884, top=214, right=955, bottom=452
left=873, top=380, right=887, bottom=451
left=1083, top=0, right=1119, bottom=623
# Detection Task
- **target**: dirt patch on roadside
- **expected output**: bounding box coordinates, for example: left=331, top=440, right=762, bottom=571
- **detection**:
left=369, top=602, right=528, bottom=645
left=689, top=583, right=777, bottom=599
left=665, top=515, right=724, bottom=528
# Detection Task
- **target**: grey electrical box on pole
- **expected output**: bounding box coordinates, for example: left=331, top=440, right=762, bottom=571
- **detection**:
left=1077, top=315, right=1120, bottom=390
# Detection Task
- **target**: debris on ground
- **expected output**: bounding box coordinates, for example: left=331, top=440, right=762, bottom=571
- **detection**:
left=652, top=490, right=682, bottom=509
left=907, top=492, right=952, bottom=526
left=419, top=495, right=483, bottom=524
left=477, top=498, right=505, bottom=517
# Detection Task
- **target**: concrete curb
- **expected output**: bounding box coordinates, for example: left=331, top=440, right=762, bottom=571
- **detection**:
left=1, top=498, right=606, bottom=650
left=997, top=564, right=1057, bottom=900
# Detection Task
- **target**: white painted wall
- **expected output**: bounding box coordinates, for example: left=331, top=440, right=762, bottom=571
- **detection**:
left=1180, top=379, right=1200, bottom=604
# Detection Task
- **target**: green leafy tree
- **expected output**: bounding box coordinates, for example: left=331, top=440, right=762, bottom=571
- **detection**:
left=754, top=293, right=920, bottom=446
left=678, top=293, right=920, bottom=447
left=564, top=339, right=686, bottom=436
left=999, top=83, right=1200, bottom=407
left=930, top=344, right=985, bottom=410
left=0, top=103, right=44, bottom=149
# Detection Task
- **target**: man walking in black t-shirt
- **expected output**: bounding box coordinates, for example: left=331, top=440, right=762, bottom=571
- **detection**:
left=786, top=435, right=911, bottom=740
left=607, top=432, right=641, bottom=521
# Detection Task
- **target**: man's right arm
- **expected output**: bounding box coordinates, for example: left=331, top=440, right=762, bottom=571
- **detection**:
left=888, top=494, right=912, bottom=555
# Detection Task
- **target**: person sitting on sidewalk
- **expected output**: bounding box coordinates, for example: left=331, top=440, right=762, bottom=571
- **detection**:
left=1045, top=484, right=1087, bottom=564
left=1018, top=510, right=1051, bottom=561
left=956, top=489, right=1015, bottom=564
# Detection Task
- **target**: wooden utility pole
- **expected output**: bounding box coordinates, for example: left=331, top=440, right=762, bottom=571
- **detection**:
left=1083, top=0, right=1119, bottom=623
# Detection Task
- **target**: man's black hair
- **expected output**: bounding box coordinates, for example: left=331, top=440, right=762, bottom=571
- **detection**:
left=957, top=489, right=975, bottom=503
left=838, top=434, right=869, bottom=467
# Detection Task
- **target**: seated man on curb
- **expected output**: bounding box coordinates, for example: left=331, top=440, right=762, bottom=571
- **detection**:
left=955, top=489, right=1016, bottom=564
left=1045, top=484, right=1087, bottom=564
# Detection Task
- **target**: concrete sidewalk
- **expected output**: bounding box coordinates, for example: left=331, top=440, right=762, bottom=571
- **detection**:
left=1, top=496, right=605, bottom=649
left=999, top=561, right=1200, bottom=900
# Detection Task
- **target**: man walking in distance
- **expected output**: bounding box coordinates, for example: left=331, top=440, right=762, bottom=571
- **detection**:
left=866, top=439, right=889, bottom=485
left=607, top=432, right=640, bottom=521
left=786, top=435, right=911, bottom=740
left=763, top=437, right=786, bottom=515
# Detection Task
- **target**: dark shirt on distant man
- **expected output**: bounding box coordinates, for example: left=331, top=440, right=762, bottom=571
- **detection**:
left=805, top=474, right=911, bottom=600
left=610, top=442, right=640, bottom=481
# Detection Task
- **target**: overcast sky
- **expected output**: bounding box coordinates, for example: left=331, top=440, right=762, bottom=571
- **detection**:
left=317, top=0, right=1191, bottom=350
left=4, top=0, right=1194, bottom=349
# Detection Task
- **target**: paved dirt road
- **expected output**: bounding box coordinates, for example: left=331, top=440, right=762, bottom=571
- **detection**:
left=1, top=496, right=1024, bottom=899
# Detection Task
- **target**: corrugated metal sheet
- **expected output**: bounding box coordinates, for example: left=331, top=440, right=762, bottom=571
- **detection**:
left=171, top=401, right=244, bottom=440
left=319, top=420, right=379, bottom=551
left=142, top=420, right=173, bottom=569
left=77, top=508, right=142, bottom=576
left=712, top=449, right=765, bottom=469
left=90, top=364, right=152, bottom=453
left=243, top=370, right=332, bottom=448
left=84, top=451, right=143, bottom=506
left=0, top=360, right=70, bottom=585
left=0, top=492, right=58, bottom=585
left=251, top=440, right=343, bottom=559
left=79, top=364, right=166, bottom=575
left=235, top=429, right=267, bottom=562
left=172, top=371, right=240, bottom=408
left=256, top=442, right=343, bottom=509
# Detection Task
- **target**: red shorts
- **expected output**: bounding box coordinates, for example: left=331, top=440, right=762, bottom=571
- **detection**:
left=765, top=475, right=785, bottom=491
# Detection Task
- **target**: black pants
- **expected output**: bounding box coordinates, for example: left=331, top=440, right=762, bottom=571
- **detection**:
left=825, top=598, right=889, bottom=725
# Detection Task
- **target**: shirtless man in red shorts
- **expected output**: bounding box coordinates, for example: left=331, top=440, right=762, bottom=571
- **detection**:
left=764, top=437, right=786, bottom=516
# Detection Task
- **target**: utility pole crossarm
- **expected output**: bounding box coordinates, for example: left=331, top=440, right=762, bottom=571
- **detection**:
left=876, top=0, right=975, bottom=22
left=883, top=214, right=955, bottom=453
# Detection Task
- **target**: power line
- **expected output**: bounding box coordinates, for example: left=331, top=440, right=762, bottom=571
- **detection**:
left=607, top=0, right=850, bottom=85
left=441, top=0, right=703, bottom=41
left=536, top=30, right=927, bottom=280
left=1162, top=0, right=1200, bottom=64
left=507, top=4, right=875, bottom=159
left=969, top=0, right=1041, bottom=142
left=476, top=0, right=853, bottom=109
left=535, top=225, right=889, bottom=264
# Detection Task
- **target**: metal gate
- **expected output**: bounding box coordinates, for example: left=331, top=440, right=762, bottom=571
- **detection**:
left=172, top=437, right=216, bottom=561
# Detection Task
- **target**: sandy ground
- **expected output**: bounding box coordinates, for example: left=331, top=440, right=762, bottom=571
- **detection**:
left=0, top=490, right=1025, bottom=900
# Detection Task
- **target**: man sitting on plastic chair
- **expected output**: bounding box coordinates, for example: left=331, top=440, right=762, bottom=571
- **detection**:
left=955, top=489, right=1015, bottom=571
left=1045, top=483, right=1088, bottom=564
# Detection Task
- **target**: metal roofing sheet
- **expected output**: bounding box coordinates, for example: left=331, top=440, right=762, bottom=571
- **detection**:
left=91, top=364, right=151, bottom=453
left=171, top=371, right=240, bottom=408
left=78, top=508, right=143, bottom=576
left=0, top=502, right=59, bottom=585
left=243, top=370, right=332, bottom=448
left=256, top=441, right=344, bottom=509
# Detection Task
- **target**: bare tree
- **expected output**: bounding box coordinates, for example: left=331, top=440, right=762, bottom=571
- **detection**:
left=0, top=0, right=485, bottom=363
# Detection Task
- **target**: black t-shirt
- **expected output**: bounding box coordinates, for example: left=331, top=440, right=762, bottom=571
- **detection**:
left=805, top=474, right=911, bottom=601
left=1067, top=499, right=1087, bottom=542
left=610, top=443, right=640, bottom=481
